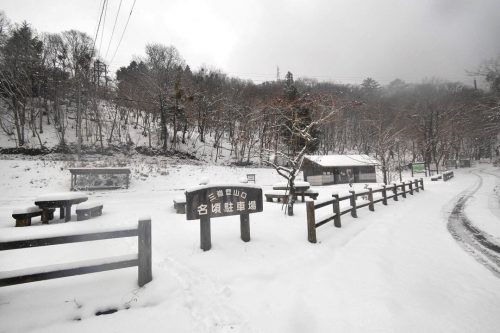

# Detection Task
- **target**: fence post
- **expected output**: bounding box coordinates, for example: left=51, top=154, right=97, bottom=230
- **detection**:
left=349, top=190, right=358, bottom=218
left=414, top=179, right=419, bottom=192
left=401, top=182, right=407, bottom=198
left=409, top=180, right=413, bottom=195
left=382, top=185, right=387, bottom=205
left=138, top=218, right=152, bottom=287
left=393, top=183, right=398, bottom=201
left=332, top=193, right=341, bottom=228
left=306, top=200, right=317, bottom=243
left=368, top=188, right=374, bottom=211
left=420, top=178, right=424, bottom=190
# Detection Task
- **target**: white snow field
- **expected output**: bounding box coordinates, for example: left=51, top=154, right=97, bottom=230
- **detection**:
left=1, top=159, right=500, bottom=333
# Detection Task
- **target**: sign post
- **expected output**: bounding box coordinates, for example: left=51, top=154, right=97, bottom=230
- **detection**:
left=185, top=185, right=263, bottom=251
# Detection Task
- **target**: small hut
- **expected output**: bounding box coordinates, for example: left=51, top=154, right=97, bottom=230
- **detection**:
left=301, top=155, right=379, bottom=185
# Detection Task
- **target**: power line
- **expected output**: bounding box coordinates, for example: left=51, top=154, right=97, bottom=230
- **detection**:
left=105, top=0, right=123, bottom=61
left=109, top=0, right=137, bottom=65
left=98, top=0, right=109, bottom=59
left=91, top=0, right=106, bottom=57
left=92, top=0, right=104, bottom=43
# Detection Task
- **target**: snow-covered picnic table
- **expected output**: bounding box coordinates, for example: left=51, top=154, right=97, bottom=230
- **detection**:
left=270, top=182, right=318, bottom=202
left=34, top=192, right=88, bottom=223
left=272, top=181, right=311, bottom=191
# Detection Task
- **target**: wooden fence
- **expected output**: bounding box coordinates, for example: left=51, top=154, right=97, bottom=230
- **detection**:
left=0, top=218, right=152, bottom=287
left=306, top=179, right=424, bottom=243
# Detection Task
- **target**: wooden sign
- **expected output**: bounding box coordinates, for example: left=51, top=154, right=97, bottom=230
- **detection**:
left=186, top=185, right=263, bottom=220
left=185, top=185, right=263, bottom=251
left=411, top=162, right=425, bottom=173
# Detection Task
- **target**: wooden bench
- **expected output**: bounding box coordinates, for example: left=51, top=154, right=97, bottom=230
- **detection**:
left=443, top=171, right=454, bottom=181
left=12, top=207, right=55, bottom=227
left=297, top=189, right=319, bottom=202
left=173, top=197, right=186, bottom=214
left=69, top=168, right=131, bottom=191
left=265, top=190, right=289, bottom=203
left=75, top=202, right=103, bottom=221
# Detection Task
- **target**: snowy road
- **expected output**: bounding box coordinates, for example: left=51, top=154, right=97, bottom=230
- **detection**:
left=448, top=167, right=500, bottom=276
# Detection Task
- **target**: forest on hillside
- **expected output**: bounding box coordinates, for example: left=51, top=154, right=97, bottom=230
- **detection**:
left=0, top=12, right=499, bottom=175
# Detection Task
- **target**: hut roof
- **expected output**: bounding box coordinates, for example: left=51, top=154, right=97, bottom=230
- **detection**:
left=304, top=154, right=379, bottom=167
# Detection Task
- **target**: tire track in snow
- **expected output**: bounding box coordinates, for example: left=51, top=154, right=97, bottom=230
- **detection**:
left=447, top=168, right=500, bottom=276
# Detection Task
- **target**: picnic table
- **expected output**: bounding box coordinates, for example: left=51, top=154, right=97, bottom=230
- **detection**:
left=35, top=192, right=88, bottom=223
left=272, top=181, right=311, bottom=192
left=271, top=181, right=317, bottom=202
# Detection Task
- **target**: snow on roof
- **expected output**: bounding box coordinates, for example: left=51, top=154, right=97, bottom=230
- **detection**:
left=304, top=155, right=379, bottom=167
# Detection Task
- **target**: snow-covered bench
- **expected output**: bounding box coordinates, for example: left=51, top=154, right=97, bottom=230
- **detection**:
left=12, top=206, right=55, bottom=227
left=265, top=190, right=289, bottom=203
left=173, top=197, right=186, bottom=214
left=297, top=189, right=319, bottom=202
left=75, top=201, right=103, bottom=221
left=265, top=189, right=318, bottom=203
left=443, top=171, right=454, bottom=181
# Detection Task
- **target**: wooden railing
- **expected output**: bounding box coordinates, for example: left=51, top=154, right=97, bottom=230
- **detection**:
left=306, top=179, right=424, bottom=243
left=0, top=218, right=152, bottom=287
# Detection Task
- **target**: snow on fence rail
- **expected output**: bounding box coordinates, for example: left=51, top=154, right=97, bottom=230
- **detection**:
left=306, top=179, right=424, bottom=243
left=0, top=218, right=152, bottom=287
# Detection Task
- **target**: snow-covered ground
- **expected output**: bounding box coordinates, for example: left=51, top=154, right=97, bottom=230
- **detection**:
left=1, top=158, right=500, bottom=332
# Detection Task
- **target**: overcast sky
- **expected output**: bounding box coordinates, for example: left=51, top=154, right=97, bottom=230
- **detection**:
left=2, top=0, right=500, bottom=85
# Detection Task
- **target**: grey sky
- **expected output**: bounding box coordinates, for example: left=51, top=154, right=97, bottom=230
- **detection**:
left=2, top=0, right=500, bottom=85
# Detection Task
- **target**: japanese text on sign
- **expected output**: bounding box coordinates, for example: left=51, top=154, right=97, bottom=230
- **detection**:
left=185, top=185, right=263, bottom=220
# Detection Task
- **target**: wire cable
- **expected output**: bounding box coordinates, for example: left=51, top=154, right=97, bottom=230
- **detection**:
left=109, top=0, right=137, bottom=65
left=105, top=0, right=123, bottom=61
left=91, top=0, right=106, bottom=57
left=98, top=0, right=109, bottom=58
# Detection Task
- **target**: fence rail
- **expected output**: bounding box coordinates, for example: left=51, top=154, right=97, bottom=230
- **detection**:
left=307, top=178, right=424, bottom=243
left=0, top=219, right=152, bottom=287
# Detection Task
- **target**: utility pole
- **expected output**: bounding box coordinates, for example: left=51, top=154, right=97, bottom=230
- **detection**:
left=93, top=60, right=108, bottom=89
left=276, top=66, right=280, bottom=82
left=104, top=62, right=108, bottom=88
left=92, top=59, right=105, bottom=151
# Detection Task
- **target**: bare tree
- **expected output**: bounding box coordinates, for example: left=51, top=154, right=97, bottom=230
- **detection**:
left=266, top=92, right=344, bottom=216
